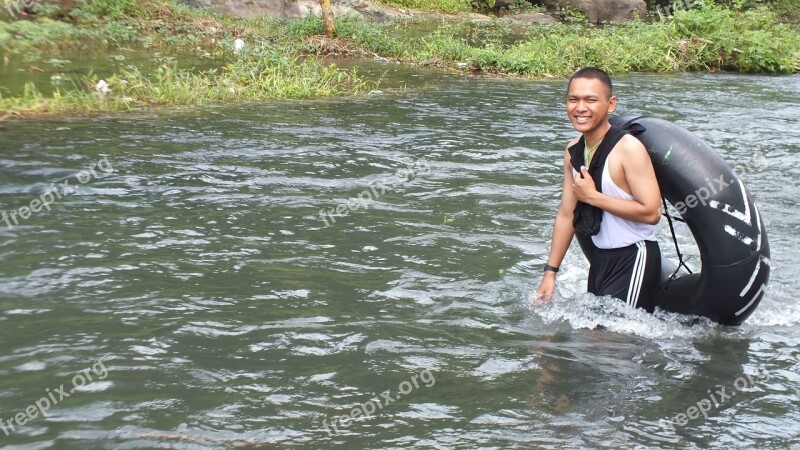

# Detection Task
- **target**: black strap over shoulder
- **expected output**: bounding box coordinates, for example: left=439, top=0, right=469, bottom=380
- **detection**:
left=568, top=126, right=629, bottom=236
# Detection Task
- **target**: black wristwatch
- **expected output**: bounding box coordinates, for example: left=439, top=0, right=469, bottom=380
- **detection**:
left=544, top=264, right=559, bottom=273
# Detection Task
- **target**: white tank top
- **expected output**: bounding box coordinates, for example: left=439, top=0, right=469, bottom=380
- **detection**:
left=573, top=155, right=657, bottom=249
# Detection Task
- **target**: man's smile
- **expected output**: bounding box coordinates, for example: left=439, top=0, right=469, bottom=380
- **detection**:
left=574, top=116, right=591, bottom=124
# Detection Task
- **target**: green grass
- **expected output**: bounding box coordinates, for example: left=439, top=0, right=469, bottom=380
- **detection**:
left=0, top=39, right=376, bottom=119
left=372, top=0, right=473, bottom=13
left=669, top=4, right=800, bottom=72
left=354, top=5, right=800, bottom=77
left=319, top=3, right=798, bottom=76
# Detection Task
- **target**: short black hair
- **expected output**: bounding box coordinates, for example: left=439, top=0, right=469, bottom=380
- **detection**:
left=568, top=67, right=613, bottom=98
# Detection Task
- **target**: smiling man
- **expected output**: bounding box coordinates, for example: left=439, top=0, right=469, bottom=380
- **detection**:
left=536, top=67, right=663, bottom=311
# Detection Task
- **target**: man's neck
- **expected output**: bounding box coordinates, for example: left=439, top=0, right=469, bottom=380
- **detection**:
left=583, top=121, right=612, bottom=147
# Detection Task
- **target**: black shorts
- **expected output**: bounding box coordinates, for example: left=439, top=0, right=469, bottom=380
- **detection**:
left=586, top=240, right=661, bottom=312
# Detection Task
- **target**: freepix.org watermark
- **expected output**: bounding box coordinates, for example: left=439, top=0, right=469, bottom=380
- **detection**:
left=319, top=157, right=431, bottom=227
left=321, top=368, right=436, bottom=436
left=4, top=0, right=35, bottom=17
left=1, top=156, right=114, bottom=229
left=670, top=174, right=731, bottom=215
left=0, top=358, right=109, bottom=436
left=668, top=149, right=767, bottom=215
left=659, top=365, right=770, bottom=433
left=655, top=0, right=700, bottom=21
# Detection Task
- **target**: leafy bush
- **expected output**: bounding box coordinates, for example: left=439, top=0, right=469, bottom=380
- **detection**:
left=649, top=0, right=800, bottom=21
left=670, top=3, right=800, bottom=72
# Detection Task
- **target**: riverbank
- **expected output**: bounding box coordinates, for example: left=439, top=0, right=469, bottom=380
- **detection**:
left=1, top=0, right=798, bottom=119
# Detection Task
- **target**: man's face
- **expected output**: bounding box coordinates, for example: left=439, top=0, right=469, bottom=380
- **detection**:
left=566, top=77, right=617, bottom=134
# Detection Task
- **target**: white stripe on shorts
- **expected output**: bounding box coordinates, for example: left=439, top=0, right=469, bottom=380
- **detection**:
left=626, top=241, right=646, bottom=308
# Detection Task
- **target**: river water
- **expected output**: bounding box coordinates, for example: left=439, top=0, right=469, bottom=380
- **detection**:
left=0, top=71, right=798, bottom=449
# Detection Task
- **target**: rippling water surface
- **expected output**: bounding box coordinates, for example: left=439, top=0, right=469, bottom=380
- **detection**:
left=0, top=71, right=798, bottom=449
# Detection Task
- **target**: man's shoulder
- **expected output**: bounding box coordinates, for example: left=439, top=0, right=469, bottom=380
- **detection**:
left=615, top=133, right=648, bottom=157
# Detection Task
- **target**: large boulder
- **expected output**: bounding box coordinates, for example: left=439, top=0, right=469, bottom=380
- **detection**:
left=543, top=0, right=646, bottom=22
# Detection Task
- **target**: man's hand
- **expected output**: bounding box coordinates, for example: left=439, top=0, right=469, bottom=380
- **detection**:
left=534, top=272, right=557, bottom=305
left=572, top=166, right=598, bottom=204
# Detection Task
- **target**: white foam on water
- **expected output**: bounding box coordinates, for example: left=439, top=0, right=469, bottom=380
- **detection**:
left=523, top=240, right=800, bottom=334
left=739, top=283, right=800, bottom=328
left=533, top=293, right=717, bottom=340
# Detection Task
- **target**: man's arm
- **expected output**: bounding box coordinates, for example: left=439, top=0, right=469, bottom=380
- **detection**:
left=536, top=145, right=578, bottom=302
left=573, top=135, right=661, bottom=225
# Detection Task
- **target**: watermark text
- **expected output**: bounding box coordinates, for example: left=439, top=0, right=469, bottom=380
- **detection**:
left=0, top=358, right=109, bottom=436
left=4, top=0, right=36, bottom=17
left=659, top=365, right=770, bottom=433
left=2, top=156, right=114, bottom=229
left=321, top=368, right=435, bottom=435
left=655, top=0, right=700, bottom=21
left=319, top=157, right=430, bottom=227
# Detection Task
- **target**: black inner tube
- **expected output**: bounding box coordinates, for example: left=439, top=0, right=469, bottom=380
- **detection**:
left=599, top=116, right=771, bottom=325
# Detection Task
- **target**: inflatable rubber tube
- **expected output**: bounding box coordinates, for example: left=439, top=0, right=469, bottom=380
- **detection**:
left=580, top=116, right=771, bottom=325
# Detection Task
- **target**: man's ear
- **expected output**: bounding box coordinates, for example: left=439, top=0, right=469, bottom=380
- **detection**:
left=608, top=95, right=617, bottom=113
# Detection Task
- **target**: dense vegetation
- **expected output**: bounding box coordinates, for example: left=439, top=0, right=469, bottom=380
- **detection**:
left=378, top=0, right=800, bottom=19
left=0, top=0, right=798, bottom=118
left=330, top=4, right=800, bottom=74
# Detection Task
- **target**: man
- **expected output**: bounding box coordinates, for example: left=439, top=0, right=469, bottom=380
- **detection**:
left=536, top=67, right=662, bottom=311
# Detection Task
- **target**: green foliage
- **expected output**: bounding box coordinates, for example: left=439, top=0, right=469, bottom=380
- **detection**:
left=507, top=0, right=546, bottom=13
left=409, top=21, right=681, bottom=74
left=336, top=17, right=406, bottom=55
left=114, top=55, right=373, bottom=102
left=471, top=0, right=496, bottom=12
left=31, top=1, right=65, bottom=18
left=649, top=0, right=800, bottom=21
left=71, top=0, right=159, bottom=21
left=281, top=15, right=324, bottom=37
left=332, top=2, right=798, bottom=75
left=670, top=3, right=800, bottom=72
left=559, top=6, right=589, bottom=23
